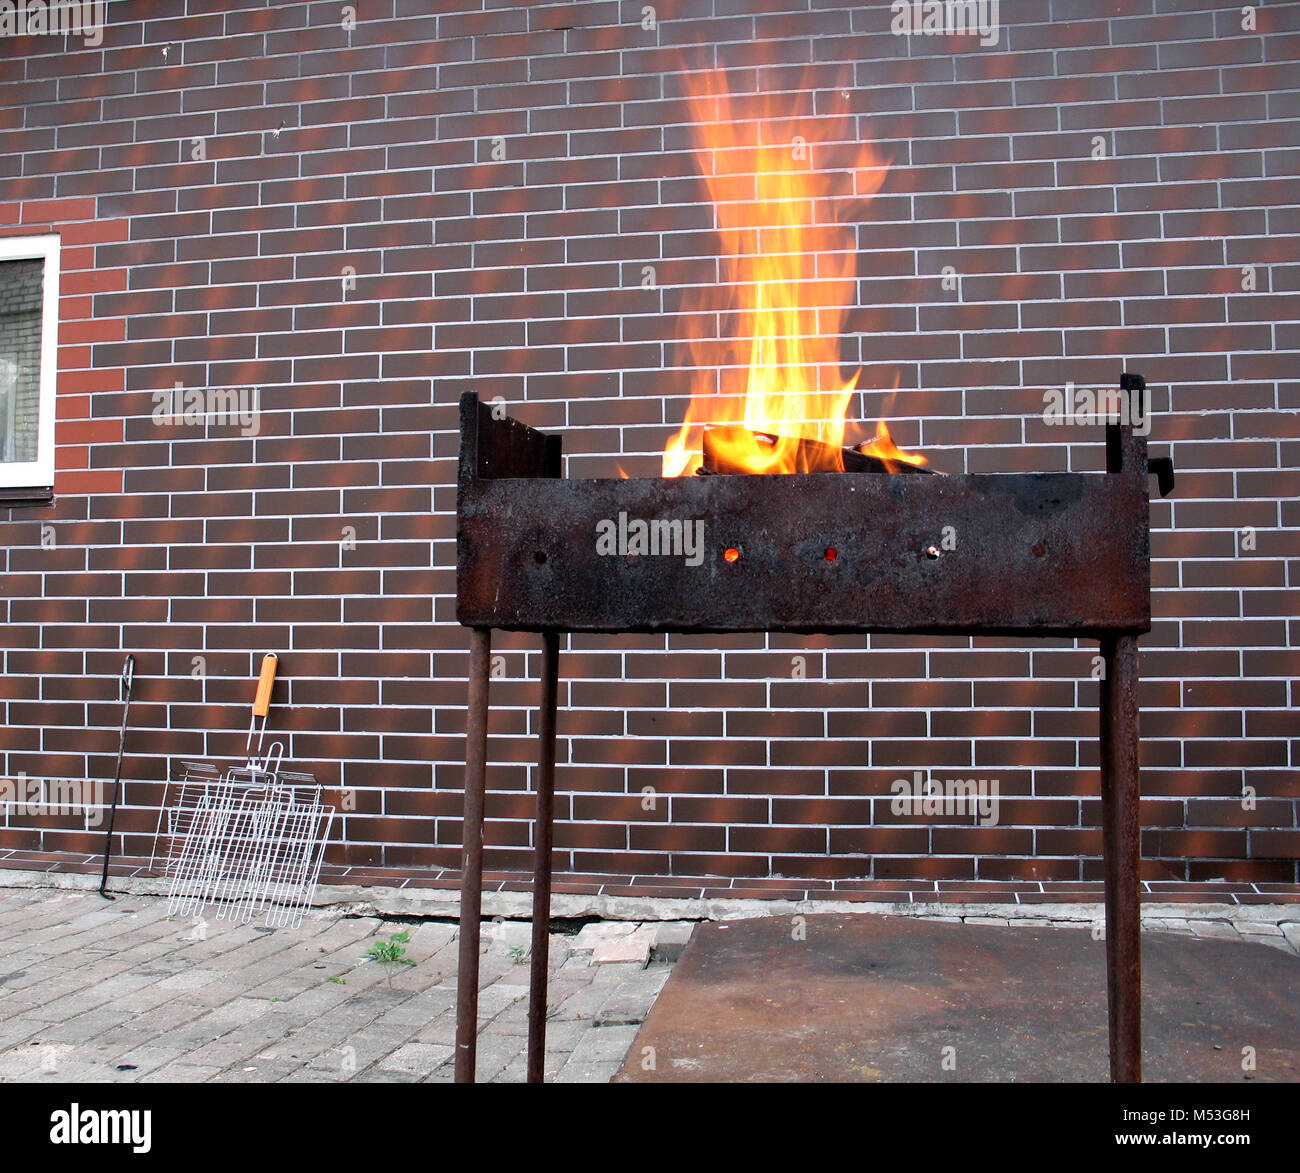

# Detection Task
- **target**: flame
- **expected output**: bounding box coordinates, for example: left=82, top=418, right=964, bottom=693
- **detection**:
left=857, top=415, right=929, bottom=472
left=662, top=72, right=924, bottom=476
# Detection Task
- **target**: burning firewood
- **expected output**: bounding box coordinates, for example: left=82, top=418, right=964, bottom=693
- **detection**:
left=698, top=425, right=936, bottom=476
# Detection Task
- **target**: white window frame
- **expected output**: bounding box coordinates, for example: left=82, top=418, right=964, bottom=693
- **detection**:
left=0, top=233, right=59, bottom=494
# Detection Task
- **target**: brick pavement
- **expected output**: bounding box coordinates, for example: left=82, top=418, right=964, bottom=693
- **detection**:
left=0, top=884, right=1293, bottom=1083
left=0, top=887, right=672, bottom=1084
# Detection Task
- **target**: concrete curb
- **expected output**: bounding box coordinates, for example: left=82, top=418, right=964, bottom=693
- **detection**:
left=2, top=870, right=1296, bottom=929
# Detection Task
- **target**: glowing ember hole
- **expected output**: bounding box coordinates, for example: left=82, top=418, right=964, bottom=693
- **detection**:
left=724, top=547, right=740, bottom=563
left=824, top=548, right=838, bottom=562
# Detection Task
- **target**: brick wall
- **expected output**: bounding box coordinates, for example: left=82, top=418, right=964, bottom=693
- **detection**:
left=0, top=0, right=1296, bottom=885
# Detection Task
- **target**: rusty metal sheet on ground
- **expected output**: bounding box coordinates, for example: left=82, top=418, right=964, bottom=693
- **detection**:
left=615, top=915, right=1300, bottom=1082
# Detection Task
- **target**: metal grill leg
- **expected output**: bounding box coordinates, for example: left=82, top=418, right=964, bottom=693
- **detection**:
left=527, top=630, right=561, bottom=1083
left=1100, top=633, right=1142, bottom=1083
left=455, top=628, right=492, bottom=1083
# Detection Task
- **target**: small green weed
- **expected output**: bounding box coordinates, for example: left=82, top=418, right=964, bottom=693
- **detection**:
left=364, top=929, right=416, bottom=986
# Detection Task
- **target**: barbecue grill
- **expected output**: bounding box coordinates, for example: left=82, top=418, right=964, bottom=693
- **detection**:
left=453, top=373, right=1173, bottom=1084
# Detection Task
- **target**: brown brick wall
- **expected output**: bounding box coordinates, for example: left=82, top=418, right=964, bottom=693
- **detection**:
left=0, top=0, right=1296, bottom=884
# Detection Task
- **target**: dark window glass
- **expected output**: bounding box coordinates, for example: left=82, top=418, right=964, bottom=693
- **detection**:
left=0, top=256, right=44, bottom=465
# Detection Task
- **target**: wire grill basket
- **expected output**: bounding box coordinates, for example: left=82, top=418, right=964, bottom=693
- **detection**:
left=149, top=656, right=335, bottom=930
left=152, top=759, right=335, bottom=930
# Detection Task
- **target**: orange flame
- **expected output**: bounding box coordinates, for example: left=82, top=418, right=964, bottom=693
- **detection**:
left=857, top=415, right=929, bottom=472
left=663, top=72, right=925, bottom=476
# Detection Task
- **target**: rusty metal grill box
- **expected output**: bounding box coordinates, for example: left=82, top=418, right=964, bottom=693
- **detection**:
left=457, top=391, right=1152, bottom=636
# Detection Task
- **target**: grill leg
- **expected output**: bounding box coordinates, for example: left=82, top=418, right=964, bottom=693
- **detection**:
left=455, top=627, right=492, bottom=1084
left=527, top=630, right=561, bottom=1083
left=1100, top=633, right=1142, bottom=1083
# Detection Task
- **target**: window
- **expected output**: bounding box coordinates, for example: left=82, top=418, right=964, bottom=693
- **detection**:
left=0, top=234, right=59, bottom=498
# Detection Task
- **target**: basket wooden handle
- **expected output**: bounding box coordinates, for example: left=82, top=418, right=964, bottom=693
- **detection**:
left=253, top=653, right=278, bottom=718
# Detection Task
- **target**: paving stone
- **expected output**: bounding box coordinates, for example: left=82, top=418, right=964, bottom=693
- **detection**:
left=0, top=1043, right=63, bottom=1078
left=42, top=1009, right=141, bottom=1044
left=548, top=983, right=609, bottom=1022
left=411, top=1011, right=458, bottom=1046
left=108, top=1043, right=195, bottom=1077
left=476, top=982, right=528, bottom=1016
left=469, top=1032, right=528, bottom=1083
left=490, top=999, right=536, bottom=1029
left=595, top=966, right=672, bottom=1026
left=535, top=1018, right=588, bottom=1050
left=0, top=1022, right=42, bottom=1050
left=1235, top=922, right=1283, bottom=936
left=649, top=922, right=696, bottom=961
left=555, top=1024, right=640, bottom=1083
left=344, top=1068, right=414, bottom=1084
left=490, top=1054, right=529, bottom=1083
left=378, top=1042, right=454, bottom=1075
left=483, top=919, right=533, bottom=950
left=573, top=922, right=638, bottom=952
left=651, top=922, right=695, bottom=945
left=121, top=999, right=208, bottom=1035
left=1048, top=919, right=1098, bottom=932
left=372, top=987, right=456, bottom=1029
left=1249, top=935, right=1297, bottom=954
left=592, top=960, right=645, bottom=986
left=591, top=931, right=652, bottom=965
left=1190, top=920, right=1241, bottom=940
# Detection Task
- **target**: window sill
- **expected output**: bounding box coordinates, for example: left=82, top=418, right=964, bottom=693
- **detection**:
left=0, top=488, right=54, bottom=508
